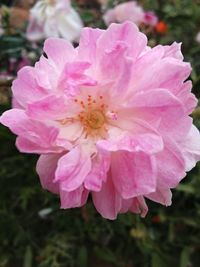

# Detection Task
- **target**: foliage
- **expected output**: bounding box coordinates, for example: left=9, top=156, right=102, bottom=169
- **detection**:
left=0, top=0, right=200, bottom=266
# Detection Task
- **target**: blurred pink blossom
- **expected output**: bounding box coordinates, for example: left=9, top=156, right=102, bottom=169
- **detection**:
left=26, top=0, right=83, bottom=42
left=103, top=1, right=144, bottom=26
left=103, top=1, right=158, bottom=28
left=1, top=22, right=200, bottom=219
left=143, top=11, right=158, bottom=27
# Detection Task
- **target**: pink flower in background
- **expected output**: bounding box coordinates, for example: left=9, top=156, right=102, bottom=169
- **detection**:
left=26, top=0, right=83, bottom=42
left=103, top=1, right=144, bottom=26
left=143, top=11, right=158, bottom=27
left=1, top=22, right=200, bottom=219
left=103, top=1, right=158, bottom=28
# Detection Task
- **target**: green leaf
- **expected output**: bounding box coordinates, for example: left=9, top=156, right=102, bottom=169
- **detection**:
left=180, top=246, right=191, bottom=267
left=151, top=253, right=166, bottom=267
left=94, top=246, right=119, bottom=265
left=77, top=246, right=88, bottom=267
left=23, top=246, right=32, bottom=267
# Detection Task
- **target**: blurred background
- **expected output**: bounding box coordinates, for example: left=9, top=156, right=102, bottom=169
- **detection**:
left=0, top=0, right=200, bottom=266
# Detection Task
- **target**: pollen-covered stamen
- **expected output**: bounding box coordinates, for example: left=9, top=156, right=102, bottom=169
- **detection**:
left=86, top=110, right=105, bottom=129
left=74, top=94, right=110, bottom=136
left=57, top=118, right=74, bottom=125
left=58, top=94, right=117, bottom=137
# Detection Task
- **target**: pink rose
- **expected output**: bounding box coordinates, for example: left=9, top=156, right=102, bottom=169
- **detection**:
left=143, top=11, right=158, bottom=26
left=103, top=1, right=144, bottom=26
left=1, top=22, right=200, bottom=219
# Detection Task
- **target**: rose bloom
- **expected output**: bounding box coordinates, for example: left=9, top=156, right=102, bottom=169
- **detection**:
left=103, top=1, right=158, bottom=27
left=103, top=1, right=144, bottom=26
left=26, top=0, right=83, bottom=42
left=143, top=11, right=158, bottom=27
left=1, top=22, right=200, bottom=219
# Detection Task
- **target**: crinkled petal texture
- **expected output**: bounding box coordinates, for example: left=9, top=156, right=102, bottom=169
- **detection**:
left=1, top=22, right=200, bottom=220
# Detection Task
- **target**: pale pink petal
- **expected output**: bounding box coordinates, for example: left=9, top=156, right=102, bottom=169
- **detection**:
left=12, top=67, right=47, bottom=108
left=92, top=176, right=121, bottom=220
left=146, top=187, right=172, bottom=206
left=12, top=97, right=23, bottom=109
left=162, top=42, right=184, bottom=61
left=176, top=81, right=197, bottom=114
left=131, top=53, right=191, bottom=95
left=78, top=27, right=104, bottom=64
left=97, top=22, right=147, bottom=65
left=111, top=151, right=157, bottom=199
left=27, top=95, right=69, bottom=121
left=36, top=154, right=61, bottom=194
left=58, top=122, right=83, bottom=142
left=34, top=55, right=59, bottom=90
left=130, top=196, right=148, bottom=217
left=155, top=138, right=186, bottom=188
left=0, top=109, right=60, bottom=151
left=127, top=88, right=189, bottom=137
left=181, top=125, right=200, bottom=171
left=16, top=136, right=64, bottom=154
left=84, top=149, right=110, bottom=191
left=55, top=147, right=91, bottom=191
left=43, top=38, right=76, bottom=70
left=119, top=198, right=133, bottom=213
left=59, top=61, right=97, bottom=96
left=96, top=41, right=132, bottom=85
left=60, top=186, right=89, bottom=209
left=97, top=131, right=163, bottom=154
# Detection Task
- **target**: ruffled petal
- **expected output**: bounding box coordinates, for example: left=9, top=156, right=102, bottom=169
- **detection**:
left=12, top=67, right=47, bottom=108
left=36, top=154, right=61, bottom=194
left=60, top=186, right=89, bottom=209
left=181, top=125, right=200, bottom=171
left=111, top=151, right=157, bottom=199
left=155, top=138, right=186, bottom=188
left=146, top=187, right=172, bottom=206
left=0, top=109, right=62, bottom=153
left=92, top=176, right=122, bottom=220
left=44, top=38, right=76, bottom=70
left=84, top=149, right=110, bottom=191
left=55, top=146, right=91, bottom=191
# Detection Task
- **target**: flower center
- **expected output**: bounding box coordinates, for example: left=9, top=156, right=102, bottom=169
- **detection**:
left=85, top=109, right=105, bottom=129
left=58, top=94, right=117, bottom=139
left=74, top=95, right=109, bottom=137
